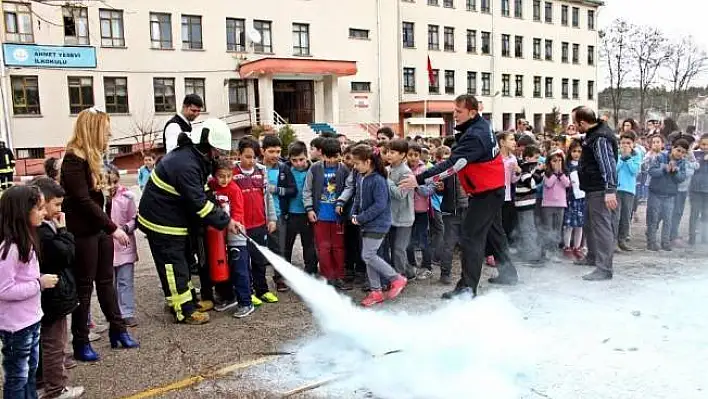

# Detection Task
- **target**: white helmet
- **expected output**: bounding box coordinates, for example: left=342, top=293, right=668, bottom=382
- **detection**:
left=194, top=118, right=231, bottom=151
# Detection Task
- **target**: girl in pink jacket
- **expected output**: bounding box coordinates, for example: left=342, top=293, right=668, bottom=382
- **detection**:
left=541, top=150, right=571, bottom=255
left=106, top=167, right=138, bottom=327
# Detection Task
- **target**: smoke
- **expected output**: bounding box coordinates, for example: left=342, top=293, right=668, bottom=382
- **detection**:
left=252, top=244, right=535, bottom=398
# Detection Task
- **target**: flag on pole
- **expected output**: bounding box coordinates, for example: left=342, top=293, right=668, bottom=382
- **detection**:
left=427, top=56, right=435, bottom=86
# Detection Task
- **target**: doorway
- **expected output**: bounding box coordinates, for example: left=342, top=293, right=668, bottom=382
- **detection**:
left=273, top=80, right=314, bottom=124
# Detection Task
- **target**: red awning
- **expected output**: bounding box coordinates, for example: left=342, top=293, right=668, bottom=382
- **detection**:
left=238, top=57, right=357, bottom=77
left=399, top=100, right=454, bottom=113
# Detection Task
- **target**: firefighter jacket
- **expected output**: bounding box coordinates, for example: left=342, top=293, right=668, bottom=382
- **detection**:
left=0, top=147, right=15, bottom=174
left=138, top=144, right=230, bottom=236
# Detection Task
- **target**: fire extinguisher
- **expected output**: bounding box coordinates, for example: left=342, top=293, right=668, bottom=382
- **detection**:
left=206, top=226, right=229, bottom=283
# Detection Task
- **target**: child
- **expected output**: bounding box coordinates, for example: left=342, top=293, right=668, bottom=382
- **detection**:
left=303, top=137, right=350, bottom=290
left=404, top=143, right=434, bottom=279
left=514, top=145, right=544, bottom=263
left=541, top=150, right=570, bottom=255
left=209, top=159, right=253, bottom=318
left=106, top=166, right=139, bottom=327
left=498, top=132, right=521, bottom=242
left=284, top=141, right=318, bottom=276
left=563, top=140, right=586, bottom=259
left=337, top=145, right=367, bottom=283
left=385, top=139, right=416, bottom=279
left=437, top=144, right=467, bottom=285
left=33, top=178, right=84, bottom=399
left=350, top=144, right=407, bottom=307
left=689, top=134, right=708, bottom=245
left=43, top=157, right=62, bottom=182
left=261, top=135, right=297, bottom=292
left=615, top=132, right=642, bottom=251
left=233, top=137, right=279, bottom=305
left=646, top=139, right=689, bottom=251
left=309, top=137, right=324, bottom=162
left=642, top=135, right=665, bottom=193
left=670, top=134, right=698, bottom=247
left=137, top=153, right=155, bottom=192
left=429, top=146, right=450, bottom=267
left=0, top=186, right=58, bottom=398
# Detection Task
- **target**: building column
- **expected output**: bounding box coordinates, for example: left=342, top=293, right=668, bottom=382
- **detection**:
left=257, top=76, right=274, bottom=124
left=329, top=76, right=339, bottom=124
left=314, top=79, right=325, bottom=123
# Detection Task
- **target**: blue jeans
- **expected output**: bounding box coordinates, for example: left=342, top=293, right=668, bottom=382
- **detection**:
left=646, top=193, right=675, bottom=246
left=114, top=263, right=136, bottom=318
left=406, top=212, right=432, bottom=270
left=670, top=191, right=688, bottom=241
left=1, top=322, right=40, bottom=399
left=228, top=246, right=252, bottom=306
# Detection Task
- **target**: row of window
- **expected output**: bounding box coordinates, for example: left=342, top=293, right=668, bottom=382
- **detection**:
left=9, top=75, right=249, bottom=116
left=401, top=68, right=595, bottom=101
left=408, top=0, right=595, bottom=30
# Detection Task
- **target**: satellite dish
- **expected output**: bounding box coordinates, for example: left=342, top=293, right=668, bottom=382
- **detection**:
left=247, top=27, right=262, bottom=44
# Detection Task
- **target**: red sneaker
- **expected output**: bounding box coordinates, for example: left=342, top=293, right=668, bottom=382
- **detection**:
left=361, top=290, right=385, bottom=307
left=387, top=276, right=408, bottom=300
left=572, top=248, right=585, bottom=261
left=485, top=256, right=496, bottom=267
left=563, top=247, right=575, bottom=259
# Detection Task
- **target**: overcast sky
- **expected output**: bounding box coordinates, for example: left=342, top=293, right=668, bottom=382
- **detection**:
left=598, top=0, right=708, bottom=88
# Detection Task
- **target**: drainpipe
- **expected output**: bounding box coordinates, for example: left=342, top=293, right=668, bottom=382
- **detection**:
left=377, top=0, right=386, bottom=127
left=0, top=44, right=13, bottom=149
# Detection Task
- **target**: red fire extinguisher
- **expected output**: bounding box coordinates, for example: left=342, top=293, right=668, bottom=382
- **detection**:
left=206, top=226, right=229, bottom=283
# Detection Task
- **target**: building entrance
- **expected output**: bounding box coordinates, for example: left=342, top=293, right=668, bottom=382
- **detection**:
left=273, top=80, right=314, bottom=124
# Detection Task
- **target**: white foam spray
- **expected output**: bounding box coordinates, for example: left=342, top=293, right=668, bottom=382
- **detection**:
left=252, top=243, right=534, bottom=398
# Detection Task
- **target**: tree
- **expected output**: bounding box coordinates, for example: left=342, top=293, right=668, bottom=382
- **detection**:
left=544, top=107, right=563, bottom=137
left=629, top=25, right=671, bottom=127
left=663, top=36, right=708, bottom=116
left=278, top=125, right=298, bottom=151
left=600, top=19, right=634, bottom=127
left=130, top=114, right=160, bottom=157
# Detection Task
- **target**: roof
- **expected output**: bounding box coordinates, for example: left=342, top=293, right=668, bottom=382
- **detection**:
left=237, top=57, right=357, bottom=78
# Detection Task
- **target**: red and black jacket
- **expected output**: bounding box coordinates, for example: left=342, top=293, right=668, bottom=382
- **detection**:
left=417, top=114, right=504, bottom=195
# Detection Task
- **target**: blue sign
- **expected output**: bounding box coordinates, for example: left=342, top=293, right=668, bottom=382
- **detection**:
left=3, top=44, right=96, bottom=68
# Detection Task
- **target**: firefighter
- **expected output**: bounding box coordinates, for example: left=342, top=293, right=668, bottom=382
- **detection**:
left=0, top=141, right=15, bottom=190
left=138, top=118, right=240, bottom=325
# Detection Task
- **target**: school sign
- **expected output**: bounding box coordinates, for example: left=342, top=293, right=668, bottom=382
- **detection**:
left=3, top=44, right=96, bottom=68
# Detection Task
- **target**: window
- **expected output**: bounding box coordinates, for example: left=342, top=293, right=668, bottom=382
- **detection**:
left=63, top=6, right=89, bottom=45
left=467, top=71, right=477, bottom=95
left=104, top=77, right=128, bottom=114
left=501, top=0, right=510, bottom=16
left=561, top=42, right=568, bottom=63
left=3, top=2, right=33, bottom=43
left=481, top=72, right=491, bottom=96
left=428, top=25, right=439, bottom=50
left=349, top=28, right=369, bottom=39
left=514, top=0, right=523, bottom=18
left=228, top=79, right=248, bottom=112
left=501, top=34, right=511, bottom=57
left=67, top=77, right=94, bottom=114
left=181, top=15, right=202, bottom=49
left=467, top=0, right=476, bottom=11
left=572, top=7, right=579, bottom=27
left=533, top=38, right=541, bottom=60
left=226, top=18, right=246, bottom=51
left=572, top=43, right=579, bottom=64
left=292, top=23, right=310, bottom=56
left=588, top=45, right=595, bottom=65
left=16, top=148, right=44, bottom=159
left=588, top=80, right=595, bottom=100
left=502, top=74, right=510, bottom=96
left=545, top=39, right=552, bottom=60
left=429, top=69, right=440, bottom=94
left=10, top=76, right=39, bottom=115
left=109, top=145, right=133, bottom=156
left=351, top=82, right=371, bottom=92
left=481, top=0, right=490, bottom=13
left=533, top=0, right=541, bottom=21
left=184, top=78, right=206, bottom=111
left=544, top=1, right=552, bottom=23
left=561, top=5, right=568, bottom=26
left=466, top=30, right=477, bottom=52
left=444, top=0, right=454, bottom=7
left=99, top=9, right=124, bottom=47
left=444, top=70, right=455, bottom=94
left=253, top=20, right=273, bottom=53
left=515, top=74, right=523, bottom=97
left=153, top=78, right=176, bottom=113
left=533, top=76, right=541, bottom=97
left=514, top=35, right=523, bottom=58
left=150, top=13, right=172, bottom=49
left=404, top=67, right=416, bottom=93
left=572, top=79, right=579, bottom=99
left=444, top=27, right=454, bottom=51
left=402, top=22, right=415, bottom=48
left=545, top=77, right=553, bottom=98
left=588, top=10, right=595, bottom=30
left=481, top=31, right=491, bottom=54
left=503, top=113, right=512, bottom=130
left=533, top=114, right=542, bottom=132
left=428, top=0, right=439, bottom=5
left=561, top=78, right=569, bottom=99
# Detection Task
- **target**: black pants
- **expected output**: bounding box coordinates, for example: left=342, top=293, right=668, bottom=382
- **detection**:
left=146, top=233, right=197, bottom=322
left=459, top=189, right=517, bottom=294
left=267, top=220, right=285, bottom=283
left=72, top=233, right=126, bottom=345
left=247, top=225, right=271, bottom=296
left=284, top=213, right=318, bottom=274
left=0, top=172, right=12, bottom=190
left=344, top=222, right=366, bottom=277
left=502, top=201, right=517, bottom=243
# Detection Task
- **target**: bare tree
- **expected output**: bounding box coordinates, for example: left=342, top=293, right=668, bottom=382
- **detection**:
left=663, top=36, right=708, bottom=116
left=629, top=25, right=671, bottom=127
left=130, top=114, right=161, bottom=157
left=600, top=19, right=634, bottom=127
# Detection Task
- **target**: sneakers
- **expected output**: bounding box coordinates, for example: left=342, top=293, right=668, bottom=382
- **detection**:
left=275, top=280, right=290, bottom=292
left=54, top=386, right=85, bottom=399
left=233, top=305, right=255, bottom=318
left=90, top=323, right=108, bottom=334
left=88, top=332, right=101, bottom=342
left=123, top=317, right=138, bottom=328
left=661, top=243, right=673, bottom=252
left=647, top=243, right=660, bottom=252
left=439, top=274, right=453, bottom=285
left=361, top=290, right=385, bottom=307
left=330, top=279, right=353, bottom=291
left=563, top=247, right=575, bottom=259
left=183, top=311, right=210, bottom=325
left=582, top=268, right=613, bottom=281
left=260, top=292, right=279, bottom=303
left=416, top=269, right=434, bottom=280
left=386, top=276, right=408, bottom=300
left=64, top=354, right=77, bottom=370
left=251, top=295, right=263, bottom=307
left=214, top=299, right=239, bottom=313
left=197, top=300, right=214, bottom=312
left=441, top=287, right=475, bottom=300
left=618, top=241, right=633, bottom=252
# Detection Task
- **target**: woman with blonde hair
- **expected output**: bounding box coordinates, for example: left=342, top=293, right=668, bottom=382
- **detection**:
left=60, top=107, right=138, bottom=362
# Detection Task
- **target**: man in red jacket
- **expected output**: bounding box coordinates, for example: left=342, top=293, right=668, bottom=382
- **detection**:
left=400, top=95, right=518, bottom=299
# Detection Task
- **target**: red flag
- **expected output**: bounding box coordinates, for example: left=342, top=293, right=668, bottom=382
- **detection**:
left=427, top=56, right=435, bottom=86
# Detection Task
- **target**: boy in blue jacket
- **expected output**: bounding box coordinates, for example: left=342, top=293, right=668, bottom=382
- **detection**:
left=690, top=134, right=708, bottom=245
left=615, top=132, right=642, bottom=251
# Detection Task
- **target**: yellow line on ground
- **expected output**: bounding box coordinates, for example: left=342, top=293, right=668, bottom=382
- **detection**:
left=120, top=355, right=277, bottom=399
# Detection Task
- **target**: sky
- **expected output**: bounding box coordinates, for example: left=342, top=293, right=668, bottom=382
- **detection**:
left=598, top=0, right=708, bottom=88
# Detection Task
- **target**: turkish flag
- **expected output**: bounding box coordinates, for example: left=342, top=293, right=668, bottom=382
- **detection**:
left=427, top=56, right=435, bottom=86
